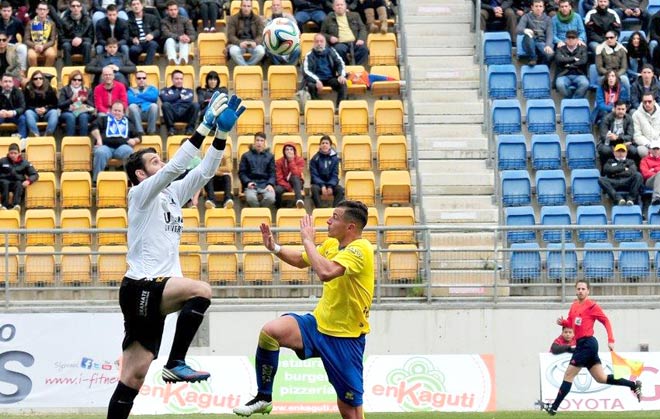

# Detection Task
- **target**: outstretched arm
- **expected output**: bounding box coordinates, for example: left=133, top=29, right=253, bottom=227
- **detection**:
left=260, top=223, right=308, bottom=268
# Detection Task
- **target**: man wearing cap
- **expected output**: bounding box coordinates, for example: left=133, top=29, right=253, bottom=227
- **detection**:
left=555, top=29, right=589, bottom=99
left=633, top=92, right=660, bottom=157
left=640, top=141, right=660, bottom=205
left=598, top=143, right=644, bottom=205
left=599, top=100, right=637, bottom=166
left=0, top=142, right=38, bottom=211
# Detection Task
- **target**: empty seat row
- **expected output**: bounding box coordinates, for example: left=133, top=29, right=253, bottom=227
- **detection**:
left=497, top=133, right=597, bottom=171
left=487, top=64, right=551, bottom=99
left=501, top=169, right=602, bottom=207
left=491, top=98, right=591, bottom=135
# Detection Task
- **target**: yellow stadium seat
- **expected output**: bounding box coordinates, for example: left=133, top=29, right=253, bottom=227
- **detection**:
left=299, top=33, right=316, bottom=63
left=344, top=170, right=376, bottom=207
left=267, top=65, right=297, bottom=99
left=60, top=246, right=92, bottom=284
left=312, top=207, right=333, bottom=245
left=205, top=207, right=236, bottom=245
left=339, top=100, right=369, bottom=135
left=26, top=136, right=56, bottom=172
left=380, top=170, right=411, bottom=206
left=199, top=65, right=230, bottom=88
left=0, top=210, right=20, bottom=247
left=60, top=208, right=92, bottom=246
left=179, top=244, right=202, bottom=279
left=0, top=246, right=18, bottom=284
left=207, top=244, right=238, bottom=283
left=236, top=100, right=265, bottom=135
left=230, top=0, right=259, bottom=15
left=236, top=135, right=254, bottom=161
left=96, top=208, right=127, bottom=246
left=233, top=65, right=263, bottom=99
left=341, top=135, right=372, bottom=172
left=345, top=65, right=368, bottom=96
left=279, top=245, right=309, bottom=282
left=98, top=245, right=127, bottom=283
left=243, top=245, right=273, bottom=282
left=181, top=207, right=200, bottom=245
left=60, top=171, right=92, bottom=208
left=377, top=135, right=408, bottom=171
left=61, top=65, right=93, bottom=87
left=135, top=135, right=163, bottom=157
left=263, top=0, right=293, bottom=17
left=276, top=208, right=306, bottom=245
left=96, top=171, right=128, bottom=208
left=384, top=206, right=416, bottom=245
left=272, top=135, right=303, bottom=158
left=241, top=207, right=271, bottom=245
left=61, top=136, right=92, bottom=171
left=25, top=209, right=56, bottom=246
left=24, top=245, right=56, bottom=285
left=166, top=135, right=189, bottom=160
left=374, top=99, right=404, bottom=135
left=368, top=33, right=398, bottom=66
left=27, top=66, right=58, bottom=88
left=363, top=207, right=380, bottom=245
left=270, top=100, right=300, bottom=135
left=26, top=171, right=56, bottom=209
left=0, top=137, right=16, bottom=155
left=306, top=134, right=338, bottom=160
left=198, top=32, right=228, bottom=66
left=304, top=100, right=335, bottom=135
left=164, top=65, right=195, bottom=89
left=131, top=65, right=161, bottom=88
left=370, top=65, right=401, bottom=98
left=387, top=244, right=418, bottom=282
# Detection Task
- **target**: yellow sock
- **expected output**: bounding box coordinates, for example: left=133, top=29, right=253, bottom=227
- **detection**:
left=258, top=330, right=280, bottom=351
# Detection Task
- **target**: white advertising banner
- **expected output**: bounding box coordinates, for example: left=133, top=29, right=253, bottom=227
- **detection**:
left=539, top=352, right=660, bottom=412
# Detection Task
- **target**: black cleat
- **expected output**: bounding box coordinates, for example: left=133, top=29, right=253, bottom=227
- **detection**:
left=536, top=400, right=556, bottom=415
left=633, top=380, right=642, bottom=402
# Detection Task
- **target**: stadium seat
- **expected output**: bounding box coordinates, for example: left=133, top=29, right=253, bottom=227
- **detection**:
left=25, top=171, right=56, bottom=209
left=540, top=205, right=572, bottom=243
left=509, top=242, right=541, bottom=282
left=576, top=205, right=608, bottom=242
left=387, top=244, right=418, bottom=282
left=205, top=208, right=236, bottom=245
left=230, top=0, right=259, bottom=15
left=299, top=33, right=316, bottom=63
left=487, top=64, right=517, bottom=99
left=60, top=208, right=92, bottom=247
left=96, top=208, right=127, bottom=246
left=25, top=208, right=55, bottom=246
left=270, top=100, right=300, bottom=135
left=24, top=245, right=56, bottom=285
left=236, top=100, right=266, bottom=135
left=96, top=171, right=128, bottom=208
left=132, top=65, right=161, bottom=88
left=531, top=134, right=561, bottom=170
left=0, top=210, right=20, bottom=247
left=536, top=170, right=567, bottom=206
left=60, top=171, right=92, bottom=209
left=97, top=245, right=128, bottom=283
left=648, top=203, right=660, bottom=241
left=345, top=170, right=376, bottom=207
left=233, top=65, right=263, bottom=99
left=312, top=207, right=334, bottom=245
left=362, top=207, right=380, bottom=245
left=0, top=246, right=18, bottom=284
left=345, top=65, right=369, bottom=96
left=491, top=99, right=521, bottom=134
left=367, top=32, right=397, bottom=66
left=342, top=135, right=373, bottom=171
left=612, top=205, right=643, bottom=242
left=565, top=134, right=596, bottom=169
left=654, top=242, right=660, bottom=277
left=61, top=65, right=93, bottom=87
left=207, top=244, right=238, bottom=283
left=619, top=241, right=650, bottom=281
left=179, top=244, right=202, bottom=279
left=236, top=135, right=254, bottom=161
left=561, top=98, right=591, bottom=134
left=180, top=207, right=200, bottom=245
left=25, top=136, right=56, bottom=172
left=305, top=100, right=335, bottom=135
left=571, top=169, right=602, bottom=205
left=377, top=135, right=407, bottom=171
left=60, top=136, right=92, bottom=172
left=649, top=0, right=660, bottom=16
left=521, top=65, right=551, bottom=99
left=27, top=66, right=57, bottom=88
left=60, top=246, right=92, bottom=284
left=380, top=170, right=412, bottom=206
left=505, top=206, right=536, bottom=243
left=497, top=134, right=527, bottom=171
left=370, top=65, right=401, bottom=98
left=374, top=100, right=404, bottom=135
left=588, top=64, right=600, bottom=90
left=501, top=170, right=532, bottom=207
left=526, top=99, right=556, bottom=134
left=339, top=100, right=369, bottom=135
left=546, top=243, right=578, bottom=281
left=272, top=135, right=303, bottom=159
left=267, top=65, right=297, bottom=99
left=583, top=242, right=615, bottom=281
left=243, top=245, right=274, bottom=282
left=384, top=206, right=415, bottom=245
left=241, top=207, right=271, bottom=245
left=164, top=65, right=195, bottom=89
left=263, top=0, right=293, bottom=18
left=166, top=134, right=188, bottom=160
left=199, top=65, right=230, bottom=89
left=197, top=32, right=227, bottom=65
left=279, top=245, right=310, bottom=282
left=515, top=34, right=527, bottom=59
left=482, top=32, right=512, bottom=65
left=276, top=208, right=306, bottom=245
left=0, top=137, right=16, bottom=155
left=135, top=135, right=163, bottom=157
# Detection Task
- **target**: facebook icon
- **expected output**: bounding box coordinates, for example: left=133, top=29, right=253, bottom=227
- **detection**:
left=80, top=358, right=93, bottom=369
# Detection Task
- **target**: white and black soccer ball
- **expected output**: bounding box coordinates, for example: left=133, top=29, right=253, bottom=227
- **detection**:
left=263, top=18, right=300, bottom=56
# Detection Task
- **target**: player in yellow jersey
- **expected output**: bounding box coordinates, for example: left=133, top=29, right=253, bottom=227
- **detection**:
left=234, top=200, right=374, bottom=419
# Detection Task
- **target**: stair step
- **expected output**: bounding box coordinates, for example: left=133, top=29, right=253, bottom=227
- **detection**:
left=414, top=102, right=484, bottom=116
left=430, top=270, right=509, bottom=297
left=431, top=231, right=498, bottom=247
left=423, top=195, right=498, bottom=223
left=403, top=3, right=473, bottom=15
left=414, top=114, right=484, bottom=124
left=409, top=67, right=479, bottom=82
left=407, top=80, right=480, bottom=90
left=416, top=124, right=484, bottom=138
left=404, top=24, right=473, bottom=36
left=411, top=89, right=479, bottom=102
left=406, top=35, right=476, bottom=48
left=406, top=47, right=475, bottom=56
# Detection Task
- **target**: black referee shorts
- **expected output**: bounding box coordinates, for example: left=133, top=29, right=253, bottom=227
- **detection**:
left=570, top=336, right=601, bottom=369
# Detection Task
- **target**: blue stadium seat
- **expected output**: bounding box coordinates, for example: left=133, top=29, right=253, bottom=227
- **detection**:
left=648, top=204, right=660, bottom=241
left=565, top=134, right=596, bottom=169
left=571, top=169, right=602, bottom=205
left=521, top=65, right=551, bottom=99
left=540, top=205, right=572, bottom=243
left=577, top=0, right=588, bottom=17
left=577, top=205, right=608, bottom=242
left=509, top=242, right=541, bottom=282
left=612, top=205, right=643, bottom=242
left=654, top=242, right=660, bottom=277
left=488, top=64, right=517, bottom=99
left=516, top=34, right=527, bottom=59
left=649, top=0, right=660, bottom=16
left=526, top=99, right=556, bottom=134
left=536, top=170, right=567, bottom=206
left=483, top=32, right=512, bottom=65
left=505, top=206, right=536, bottom=243
left=583, top=242, right=615, bottom=281
left=501, top=170, right=532, bottom=207
left=492, top=99, right=522, bottom=134
left=531, top=134, right=561, bottom=170
left=618, top=31, right=645, bottom=45
left=561, top=99, right=592, bottom=134
left=588, top=64, right=599, bottom=90
left=547, top=243, right=578, bottom=281
left=497, top=134, right=527, bottom=170
left=619, top=242, right=650, bottom=281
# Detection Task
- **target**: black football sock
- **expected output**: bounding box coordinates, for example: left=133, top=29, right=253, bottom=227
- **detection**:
left=606, top=374, right=636, bottom=388
left=166, top=296, right=211, bottom=368
left=107, top=381, right=139, bottom=419
left=551, top=380, right=572, bottom=411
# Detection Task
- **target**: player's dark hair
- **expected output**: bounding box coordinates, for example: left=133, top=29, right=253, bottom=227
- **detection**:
left=337, top=200, right=368, bottom=230
left=319, top=134, right=332, bottom=145
left=126, top=147, right=157, bottom=186
left=575, top=279, right=590, bottom=289
left=0, top=3, right=10, bottom=10
left=255, top=131, right=267, bottom=141
left=106, top=3, right=117, bottom=11
left=166, top=0, right=178, bottom=8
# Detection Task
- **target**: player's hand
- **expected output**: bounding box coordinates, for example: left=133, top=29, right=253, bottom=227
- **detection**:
left=556, top=316, right=564, bottom=325
left=260, top=223, right=276, bottom=251
left=608, top=343, right=615, bottom=351
left=201, top=91, right=227, bottom=131
left=216, top=94, right=246, bottom=133
left=300, top=214, right=315, bottom=244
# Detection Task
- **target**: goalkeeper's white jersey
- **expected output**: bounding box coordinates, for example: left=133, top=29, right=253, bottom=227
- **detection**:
left=125, top=141, right=223, bottom=280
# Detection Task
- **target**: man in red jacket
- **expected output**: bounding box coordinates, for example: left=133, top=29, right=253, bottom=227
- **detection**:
left=275, top=142, right=305, bottom=209
left=640, top=141, right=660, bottom=205
left=93, top=65, right=128, bottom=118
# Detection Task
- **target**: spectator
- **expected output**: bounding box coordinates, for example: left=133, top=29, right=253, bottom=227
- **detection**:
left=127, top=69, right=159, bottom=135
left=91, top=100, right=141, bottom=182
left=0, top=74, right=26, bottom=140
left=226, top=0, right=265, bottom=66
left=0, top=142, right=38, bottom=211
left=127, top=0, right=161, bottom=65
left=361, top=0, right=388, bottom=34
left=649, top=8, right=660, bottom=54
left=0, top=3, right=27, bottom=75
left=23, top=70, right=59, bottom=137
left=24, top=1, right=58, bottom=67
left=552, top=0, right=586, bottom=47
left=633, top=92, right=660, bottom=157
left=91, top=0, right=129, bottom=25
left=303, top=33, right=347, bottom=106
left=159, top=69, right=199, bottom=135
left=198, top=0, right=219, bottom=31
left=630, top=64, right=660, bottom=111
left=155, top=0, right=190, bottom=18
left=61, top=0, right=94, bottom=66
left=293, top=0, right=326, bottom=31
left=596, top=31, right=630, bottom=92
left=93, top=65, right=129, bottom=118
left=517, top=0, right=554, bottom=66
left=266, top=0, right=301, bottom=65
left=95, top=4, right=131, bottom=60
left=309, top=134, right=344, bottom=207
left=640, top=140, right=660, bottom=204
left=550, top=326, right=576, bottom=355
left=626, top=31, right=650, bottom=83
left=593, top=69, right=630, bottom=124
left=275, top=142, right=305, bottom=209
left=480, top=0, right=517, bottom=43
left=58, top=69, right=94, bottom=136
left=86, top=37, right=137, bottom=87
left=598, top=100, right=637, bottom=165
left=161, top=0, right=196, bottom=65
left=598, top=143, right=643, bottom=205
left=555, top=29, right=589, bottom=99
left=0, top=31, right=24, bottom=86
left=611, top=0, right=649, bottom=33
left=238, top=132, right=276, bottom=209
left=320, top=0, right=368, bottom=66
left=204, top=153, right=234, bottom=209
left=585, top=0, right=621, bottom=54
left=196, top=70, right=228, bottom=115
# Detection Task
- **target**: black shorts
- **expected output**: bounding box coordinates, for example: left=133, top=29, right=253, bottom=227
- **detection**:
left=570, top=336, right=601, bottom=369
left=119, top=276, right=170, bottom=358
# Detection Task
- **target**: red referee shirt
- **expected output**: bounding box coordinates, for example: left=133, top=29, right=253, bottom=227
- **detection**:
left=561, top=298, right=615, bottom=344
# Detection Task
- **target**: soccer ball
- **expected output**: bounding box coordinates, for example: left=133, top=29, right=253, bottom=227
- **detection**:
left=262, top=18, right=300, bottom=56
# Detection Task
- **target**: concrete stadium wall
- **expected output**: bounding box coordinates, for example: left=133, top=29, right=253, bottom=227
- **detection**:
left=203, top=306, right=660, bottom=411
